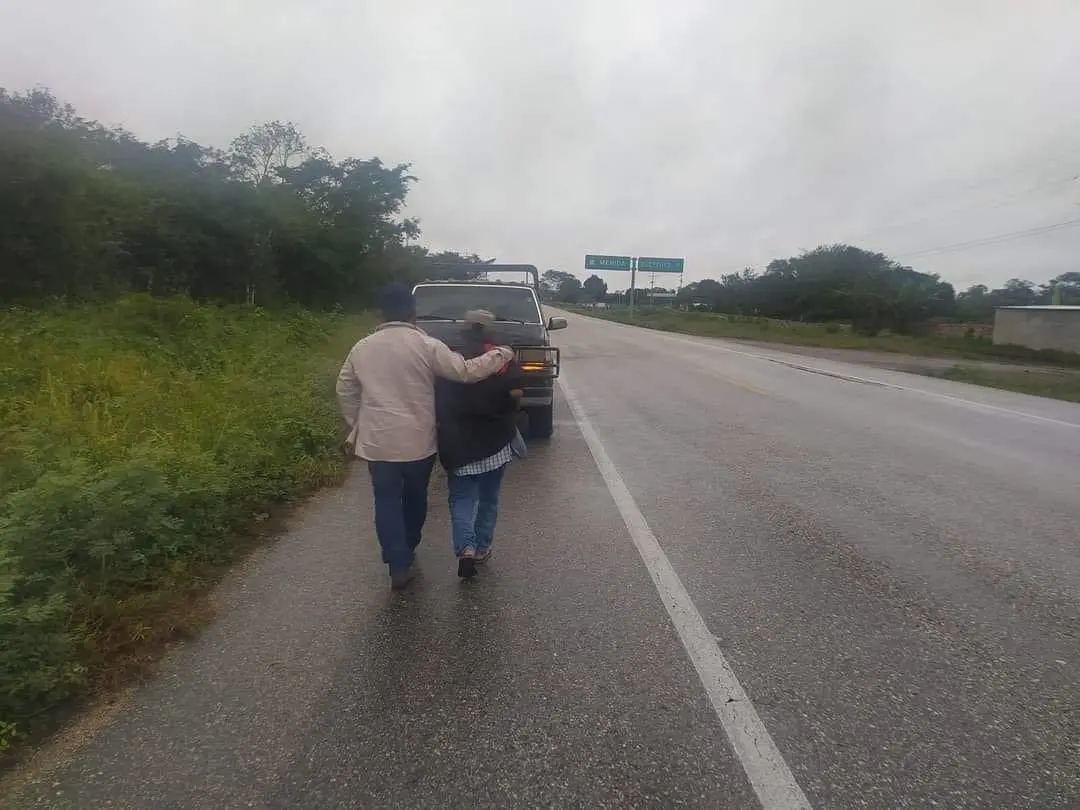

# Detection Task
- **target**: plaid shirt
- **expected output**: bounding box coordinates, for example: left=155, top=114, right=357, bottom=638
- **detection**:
left=452, top=429, right=527, bottom=477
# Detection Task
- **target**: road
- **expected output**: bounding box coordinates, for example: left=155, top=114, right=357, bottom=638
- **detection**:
left=8, top=310, right=1080, bottom=809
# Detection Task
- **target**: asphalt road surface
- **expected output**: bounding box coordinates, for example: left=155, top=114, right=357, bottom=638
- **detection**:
left=8, top=311, right=1080, bottom=809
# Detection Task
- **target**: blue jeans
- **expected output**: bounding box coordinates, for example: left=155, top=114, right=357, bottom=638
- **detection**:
left=367, top=456, right=436, bottom=575
left=447, top=465, right=507, bottom=556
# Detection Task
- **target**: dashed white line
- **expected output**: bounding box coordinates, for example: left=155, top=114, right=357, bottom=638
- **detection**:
left=557, top=372, right=813, bottom=810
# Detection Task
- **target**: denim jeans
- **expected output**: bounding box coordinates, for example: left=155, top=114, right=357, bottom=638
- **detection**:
left=367, top=456, right=436, bottom=575
left=447, top=464, right=507, bottom=556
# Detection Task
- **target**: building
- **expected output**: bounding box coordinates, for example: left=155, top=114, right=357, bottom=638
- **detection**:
left=645, top=290, right=677, bottom=308
left=992, top=305, right=1080, bottom=353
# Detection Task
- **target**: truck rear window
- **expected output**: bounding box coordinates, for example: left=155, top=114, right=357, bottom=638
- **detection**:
left=414, top=285, right=542, bottom=324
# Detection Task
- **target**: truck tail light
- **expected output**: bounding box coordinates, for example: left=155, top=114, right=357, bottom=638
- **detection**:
left=515, top=346, right=561, bottom=377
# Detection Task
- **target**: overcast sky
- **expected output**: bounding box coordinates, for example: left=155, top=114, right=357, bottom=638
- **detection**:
left=3, top=0, right=1079, bottom=289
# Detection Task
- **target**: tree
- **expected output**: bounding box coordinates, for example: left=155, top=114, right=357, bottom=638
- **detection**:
left=228, top=121, right=311, bottom=185
left=540, top=269, right=578, bottom=293
left=582, top=274, right=607, bottom=301
left=1045, top=272, right=1080, bottom=305
left=0, top=86, right=422, bottom=308
left=998, top=278, right=1040, bottom=306
left=956, top=284, right=991, bottom=321
left=557, top=276, right=583, bottom=302
left=676, top=279, right=724, bottom=309
left=539, top=270, right=584, bottom=302
left=956, top=278, right=1059, bottom=322
left=412, top=250, right=493, bottom=282
left=4, top=85, right=1066, bottom=330
left=668, top=245, right=957, bottom=334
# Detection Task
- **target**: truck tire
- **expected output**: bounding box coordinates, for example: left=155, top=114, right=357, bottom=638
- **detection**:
left=527, top=404, right=555, bottom=440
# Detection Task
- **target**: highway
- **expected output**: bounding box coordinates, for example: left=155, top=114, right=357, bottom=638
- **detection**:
left=9, top=310, right=1080, bottom=809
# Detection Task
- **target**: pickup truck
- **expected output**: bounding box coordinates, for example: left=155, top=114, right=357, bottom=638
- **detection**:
left=411, top=273, right=566, bottom=438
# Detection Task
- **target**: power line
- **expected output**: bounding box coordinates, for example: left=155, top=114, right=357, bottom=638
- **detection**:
left=739, top=142, right=1080, bottom=241
left=693, top=153, right=1080, bottom=274
left=892, top=217, right=1080, bottom=261
left=838, top=172, right=1080, bottom=246
left=726, top=139, right=1080, bottom=253
left=892, top=144, right=1080, bottom=206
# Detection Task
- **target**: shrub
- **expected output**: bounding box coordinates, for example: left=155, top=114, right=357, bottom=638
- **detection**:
left=0, top=295, right=371, bottom=749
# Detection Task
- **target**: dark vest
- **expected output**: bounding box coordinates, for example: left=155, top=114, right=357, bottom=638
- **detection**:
left=435, top=337, right=524, bottom=471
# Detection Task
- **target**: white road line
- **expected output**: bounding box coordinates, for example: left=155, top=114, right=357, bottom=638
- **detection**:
left=557, top=373, right=813, bottom=810
left=575, top=314, right=1080, bottom=431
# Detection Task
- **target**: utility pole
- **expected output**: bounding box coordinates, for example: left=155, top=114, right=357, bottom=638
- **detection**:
left=628, top=257, right=638, bottom=319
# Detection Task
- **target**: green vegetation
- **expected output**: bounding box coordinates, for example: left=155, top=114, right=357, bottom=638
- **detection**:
left=671, top=247, right=1079, bottom=332
left=0, top=296, right=373, bottom=754
left=0, top=86, right=438, bottom=758
left=542, top=270, right=609, bottom=303
left=0, top=87, right=483, bottom=307
left=548, top=246, right=1080, bottom=338
left=573, top=306, right=1080, bottom=368
left=930, top=366, right=1080, bottom=403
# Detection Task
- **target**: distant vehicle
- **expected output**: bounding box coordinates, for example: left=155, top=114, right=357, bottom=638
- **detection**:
left=412, top=265, right=566, bottom=439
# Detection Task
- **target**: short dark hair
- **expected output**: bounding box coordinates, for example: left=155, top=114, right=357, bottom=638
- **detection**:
left=377, top=283, right=415, bottom=322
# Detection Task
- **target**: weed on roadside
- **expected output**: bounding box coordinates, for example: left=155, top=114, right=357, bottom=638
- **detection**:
left=929, top=365, right=1080, bottom=403
left=0, top=295, right=373, bottom=758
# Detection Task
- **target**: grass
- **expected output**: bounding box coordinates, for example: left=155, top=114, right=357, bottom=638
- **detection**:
left=929, top=366, right=1080, bottom=403
left=569, top=306, right=1080, bottom=369
left=0, top=295, right=373, bottom=759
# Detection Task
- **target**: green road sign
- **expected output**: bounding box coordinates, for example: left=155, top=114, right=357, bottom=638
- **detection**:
left=637, top=257, right=685, bottom=273
left=585, top=254, right=633, bottom=271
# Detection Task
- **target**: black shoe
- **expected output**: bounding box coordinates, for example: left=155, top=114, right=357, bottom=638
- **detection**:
left=390, top=567, right=415, bottom=590
left=457, top=554, right=477, bottom=579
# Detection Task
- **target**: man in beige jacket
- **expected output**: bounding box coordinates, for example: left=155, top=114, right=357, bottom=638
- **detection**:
left=336, top=284, right=514, bottom=589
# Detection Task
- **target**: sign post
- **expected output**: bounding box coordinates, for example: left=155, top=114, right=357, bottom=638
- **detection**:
left=584, top=254, right=684, bottom=318
left=637, top=258, right=684, bottom=311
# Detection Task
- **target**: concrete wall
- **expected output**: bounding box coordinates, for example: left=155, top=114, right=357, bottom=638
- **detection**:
left=933, top=321, right=993, bottom=341
left=992, top=309, right=1080, bottom=352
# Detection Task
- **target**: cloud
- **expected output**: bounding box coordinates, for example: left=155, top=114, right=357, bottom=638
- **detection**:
left=2, top=0, right=1079, bottom=289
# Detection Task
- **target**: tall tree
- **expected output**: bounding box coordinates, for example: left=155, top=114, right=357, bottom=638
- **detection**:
left=540, top=270, right=577, bottom=291
left=1045, top=271, right=1080, bottom=305
left=582, top=274, right=607, bottom=301
left=228, top=121, right=311, bottom=185
left=540, top=270, right=583, bottom=301
left=0, top=87, right=422, bottom=308
left=538, top=270, right=583, bottom=302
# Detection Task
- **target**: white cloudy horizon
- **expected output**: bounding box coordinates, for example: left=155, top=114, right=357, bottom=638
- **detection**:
left=3, top=0, right=1079, bottom=291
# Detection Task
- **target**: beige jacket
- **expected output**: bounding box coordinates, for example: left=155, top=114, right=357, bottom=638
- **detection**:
left=336, top=322, right=514, bottom=462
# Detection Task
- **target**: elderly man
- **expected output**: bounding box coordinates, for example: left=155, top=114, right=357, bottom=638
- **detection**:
left=336, top=285, right=514, bottom=590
